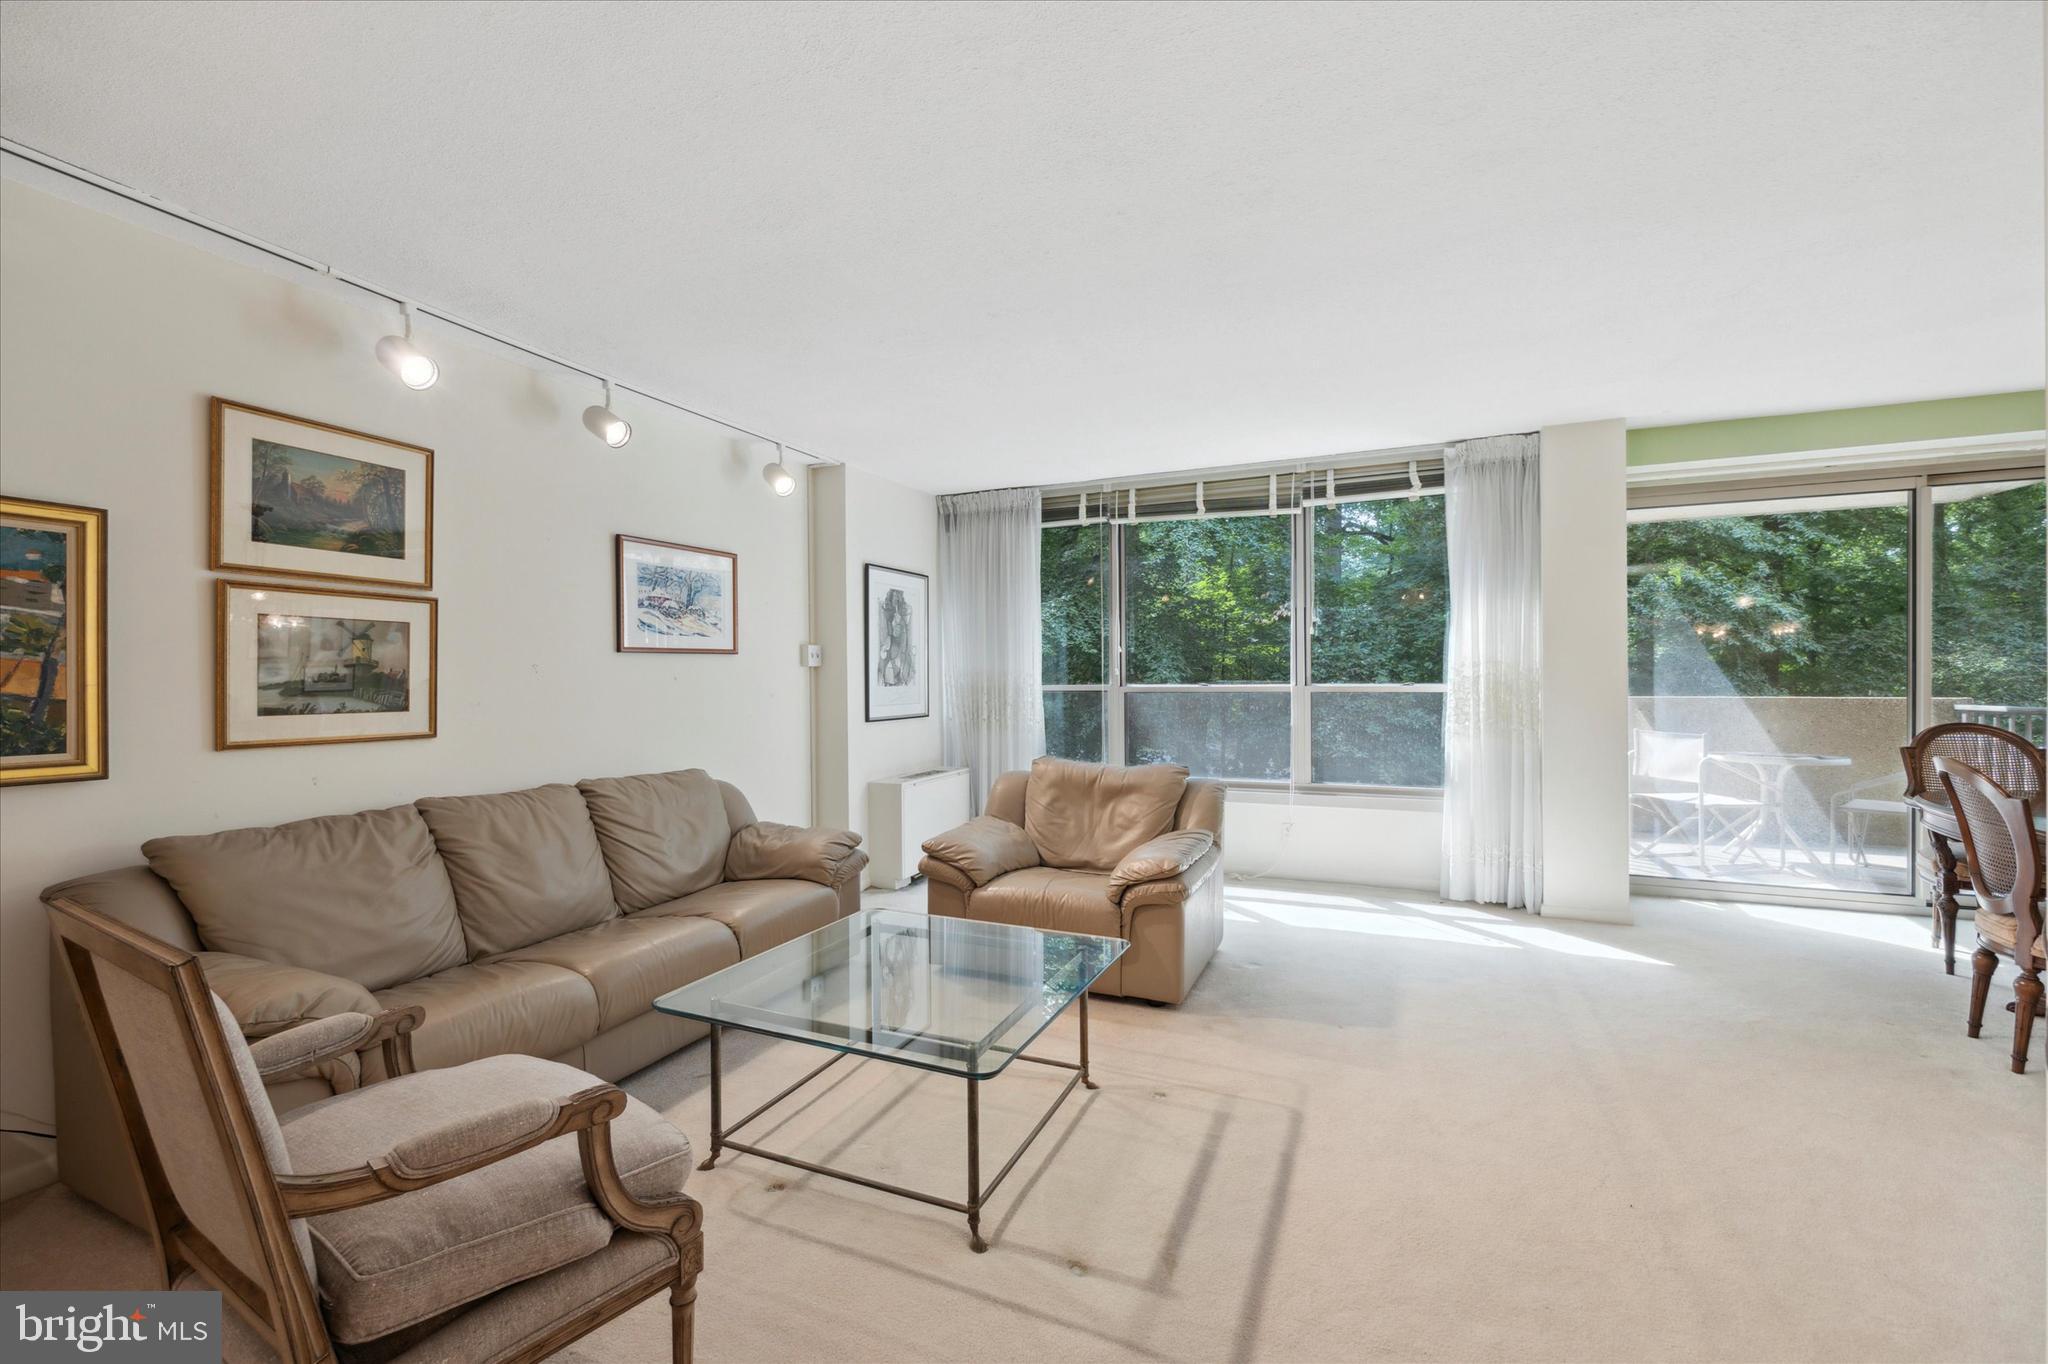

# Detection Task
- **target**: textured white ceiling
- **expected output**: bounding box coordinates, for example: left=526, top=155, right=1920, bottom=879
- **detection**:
left=1, top=1, right=2040, bottom=491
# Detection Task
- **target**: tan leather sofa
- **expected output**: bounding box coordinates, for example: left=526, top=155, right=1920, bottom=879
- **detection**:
left=43, top=767, right=865, bottom=1225
left=919, top=758, right=1224, bottom=1004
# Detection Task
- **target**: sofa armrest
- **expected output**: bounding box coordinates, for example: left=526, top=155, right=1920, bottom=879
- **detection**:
left=247, top=1006, right=424, bottom=1085
left=198, top=950, right=379, bottom=1040
left=725, top=820, right=866, bottom=887
left=1107, top=831, right=1216, bottom=905
left=921, top=816, right=1041, bottom=887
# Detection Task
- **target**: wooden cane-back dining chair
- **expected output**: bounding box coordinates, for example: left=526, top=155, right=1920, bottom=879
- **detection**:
left=1933, top=757, right=2044, bottom=1074
left=48, top=895, right=706, bottom=1363
left=1901, top=723, right=2045, bottom=971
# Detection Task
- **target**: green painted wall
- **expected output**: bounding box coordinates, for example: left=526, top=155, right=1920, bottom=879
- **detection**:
left=1626, top=390, right=2045, bottom=466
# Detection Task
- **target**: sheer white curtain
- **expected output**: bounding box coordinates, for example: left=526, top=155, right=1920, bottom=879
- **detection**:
left=938, top=488, right=1045, bottom=812
left=1440, top=433, right=1544, bottom=909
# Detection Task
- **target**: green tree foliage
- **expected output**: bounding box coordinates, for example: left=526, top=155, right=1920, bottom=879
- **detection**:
left=1628, top=485, right=2045, bottom=705
left=1932, top=482, right=2048, bottom=707
left=1124, top=517, right=1291, bottom=683
left=1311, top=500, right=1446, bottom=683
left=1041, top=525, right=1107, bottom=686
left=1628, top=506, right=1912, bottom=698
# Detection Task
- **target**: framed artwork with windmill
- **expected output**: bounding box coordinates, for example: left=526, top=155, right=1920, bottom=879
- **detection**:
left=211, top=398, right=433, bottom=590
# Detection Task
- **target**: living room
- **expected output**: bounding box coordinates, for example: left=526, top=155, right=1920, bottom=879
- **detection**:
left=0, top=4, right=2042, bottom=1362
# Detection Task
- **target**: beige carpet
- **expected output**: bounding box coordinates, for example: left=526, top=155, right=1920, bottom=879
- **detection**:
left=4, top=880, right=2042, bottom=1363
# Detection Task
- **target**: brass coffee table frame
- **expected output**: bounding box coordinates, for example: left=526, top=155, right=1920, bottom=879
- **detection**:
left=696, top=991, right=1096, bottom=1253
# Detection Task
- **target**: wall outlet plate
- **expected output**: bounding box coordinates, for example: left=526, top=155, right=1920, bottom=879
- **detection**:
left=801, top=643, right=823, bottom=667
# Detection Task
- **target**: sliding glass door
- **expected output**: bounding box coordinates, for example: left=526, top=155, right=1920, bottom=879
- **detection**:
left=1628, top=490, right=1914, bottom=895
left=1628, top=463, right=2046, bottom=904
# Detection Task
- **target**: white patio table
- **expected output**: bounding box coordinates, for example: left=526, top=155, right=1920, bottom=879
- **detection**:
left=1707, top=750, right=1854, bottom=870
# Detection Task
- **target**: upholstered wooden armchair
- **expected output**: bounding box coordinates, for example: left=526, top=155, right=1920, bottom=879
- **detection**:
left=1934, top=757, right=2044, bottom=1074
left=49, top=897, right=705, bottom=1364
left=1901, top=723, right=2045, bottom=973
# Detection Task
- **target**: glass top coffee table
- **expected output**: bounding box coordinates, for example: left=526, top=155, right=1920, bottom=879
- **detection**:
left=654, top=908, right=1126, bottom=1252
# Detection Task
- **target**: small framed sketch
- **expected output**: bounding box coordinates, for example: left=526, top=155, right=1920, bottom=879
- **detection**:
left=0, top=497, right=107, bottom=786
left=212, top=398, right=433, bottom=590
left=616, top=535, right=737, bottom=654
left=217, top=580, right=436, bottom=750
left=864, top=563, right=929, bottom=722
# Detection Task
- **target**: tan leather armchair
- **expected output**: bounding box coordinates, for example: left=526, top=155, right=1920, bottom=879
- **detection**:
left=920, top=758, right=1225, bottom=1004
left=50, top=895, right=705, bottom=1363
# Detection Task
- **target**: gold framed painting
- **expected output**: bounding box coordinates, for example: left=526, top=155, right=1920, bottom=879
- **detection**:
left=217, top=579, right=437, bottom=750
left=0, top=497, right=107, bottom=785
left=211, top=397, right=433, bottom=590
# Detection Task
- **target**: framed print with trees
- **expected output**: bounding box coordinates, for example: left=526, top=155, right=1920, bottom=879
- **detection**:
left=0, top=497, right=107, bottom=785
left=616, top=535, right=737, bottom=653
left=212, top=398, right=433, bottom=590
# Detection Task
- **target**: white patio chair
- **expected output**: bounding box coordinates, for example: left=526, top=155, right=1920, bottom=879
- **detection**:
left=1827, top=770, right=1910, bottom=868
left=1629, top=728, right=1763, bottom=871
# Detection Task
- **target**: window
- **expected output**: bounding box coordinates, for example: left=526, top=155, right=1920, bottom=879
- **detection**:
left=1036, top=484, right=1451, bottom=790
left=1041, top=523, right=1107, bottom=761
left=1309, top=499, right=1447, bottom=787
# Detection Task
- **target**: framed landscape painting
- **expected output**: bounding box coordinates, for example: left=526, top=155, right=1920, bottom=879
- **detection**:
left=0, top=497, right=107, bottom=785
left=616, top=535, right=737, bottom=653
left=217, top=580, right=436, bottom=749
left=212, top=398, right=433, bottom=590
left=864, top=563, right=929, bottom=722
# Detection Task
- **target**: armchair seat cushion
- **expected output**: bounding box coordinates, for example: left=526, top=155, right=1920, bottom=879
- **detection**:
left=492, top=913, right=739, bottom=1030
left=637, top=878, right=839, bottom=957
left=280, top=1055, right=692, bottom=1344
left=960, top=867, right=1120, bottom=939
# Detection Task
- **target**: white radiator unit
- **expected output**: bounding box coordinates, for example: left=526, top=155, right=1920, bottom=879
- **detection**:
left=867, top=767, right=971, bottom=889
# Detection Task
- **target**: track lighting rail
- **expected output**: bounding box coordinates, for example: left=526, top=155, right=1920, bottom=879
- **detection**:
left=0, top=137, right=838, bottom=467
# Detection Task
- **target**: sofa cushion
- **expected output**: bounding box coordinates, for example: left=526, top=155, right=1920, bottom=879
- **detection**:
left=638, top=879, right=841, bottom=957
left=1023, top=758, right=1189, bottom=872
left=494, top=914, right=740, bottom=1030
left=576, top=769, right=733, bottom=911
left=279, top=1055, right=691, bottom=1344
left=416, top=785, right=617, bottom=957
left=372, top=960, right=599, bottom=1072
left=963, top=866, right=1121, bottom=939
left=144, top=806, right=467, bottom=992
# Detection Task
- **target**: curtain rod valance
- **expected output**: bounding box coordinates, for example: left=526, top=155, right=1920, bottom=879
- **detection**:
left=1041, top=451, right=1448, bottom=525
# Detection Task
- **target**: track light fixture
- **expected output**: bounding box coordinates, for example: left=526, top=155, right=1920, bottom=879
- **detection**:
left=582, top=379, right=632, bottom=448
left=761, top=444, right=796, bottom=497
left=375, top=301, right=438, bottom=390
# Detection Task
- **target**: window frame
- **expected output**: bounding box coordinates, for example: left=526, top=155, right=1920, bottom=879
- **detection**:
left=1040, top=497, right=1451, bottom=796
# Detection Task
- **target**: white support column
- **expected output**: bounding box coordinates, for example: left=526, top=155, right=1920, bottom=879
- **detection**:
left=1537, top=419, right=1632, bottom=922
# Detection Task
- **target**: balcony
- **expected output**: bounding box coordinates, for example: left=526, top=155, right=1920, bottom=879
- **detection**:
left=1628, top=696, right=2045, bottom=897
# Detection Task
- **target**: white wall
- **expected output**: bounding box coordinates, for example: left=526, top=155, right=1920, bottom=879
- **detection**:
left=809, top=464, right=941, bottom=882
left=1536, top=418, right=1632, bottom=921
left=1224, top=795, right=1441, bottom=890
left=0, top=178, right=820, bottom=1196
